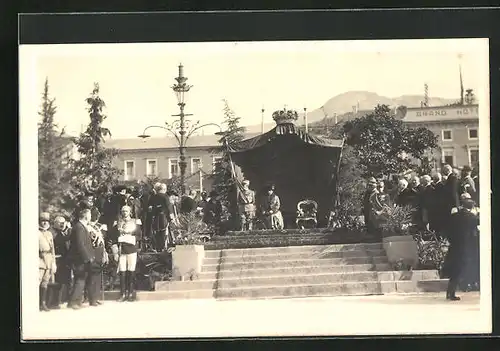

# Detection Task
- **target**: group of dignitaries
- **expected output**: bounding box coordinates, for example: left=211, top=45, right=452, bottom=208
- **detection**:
left=38, top=183, right=223, bottom=311
left=363, top=164, right=480, bottom=301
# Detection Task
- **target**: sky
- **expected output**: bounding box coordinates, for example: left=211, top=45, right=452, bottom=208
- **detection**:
left=21, top=39, right=488, bottom=139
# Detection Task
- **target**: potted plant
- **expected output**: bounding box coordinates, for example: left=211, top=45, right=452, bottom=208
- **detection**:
left=413, top=229, right=449, bottom=271
left=170, top=212, right=210, bottom=281
left=379, top=205, right=418, bottom=270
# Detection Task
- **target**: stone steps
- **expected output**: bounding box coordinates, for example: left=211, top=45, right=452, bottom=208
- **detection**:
left=202, top=256, right=388, bottom=272
left=204, top=249, right=386, bottom=265
left=155, top=270, right=440, bottom=292
left=102, top=278, right=449, bottom=301
left=198, top=262, right=393, bottom=280
left=148, top=242, right=448, bottom=300
left=204, top=243, right=384, bottom=258
left=214, top=279, right=447, bottom=299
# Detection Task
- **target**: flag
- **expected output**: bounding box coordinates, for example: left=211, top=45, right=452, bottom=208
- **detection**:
left=460, top=64, right=464, bottom=104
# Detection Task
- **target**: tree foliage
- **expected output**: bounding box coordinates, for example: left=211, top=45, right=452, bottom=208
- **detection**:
left=343, top=104, right=438, bottom=177
left=38, top=77, right=71, bottom=213
left=209, top=99, right=246, bottom=229
left=323, top=122, right=366, bottom=228
left=65, top=83, right=122, bottom=209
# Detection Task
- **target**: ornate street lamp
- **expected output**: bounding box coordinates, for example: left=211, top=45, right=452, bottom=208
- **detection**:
left=138, top=64, right=222, bottom=194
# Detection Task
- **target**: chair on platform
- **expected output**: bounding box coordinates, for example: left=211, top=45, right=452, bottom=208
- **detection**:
left=296, top=200, right=318, bottom=229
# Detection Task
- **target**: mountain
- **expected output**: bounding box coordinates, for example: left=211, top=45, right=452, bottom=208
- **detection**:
left=244, top=91, right=457, bottom=133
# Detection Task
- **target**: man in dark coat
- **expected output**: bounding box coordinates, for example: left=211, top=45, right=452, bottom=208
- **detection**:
left=442, top=198, right=479, bottom=301
left=203, top=191, right=223, bottom=230
left=67, top=208, right=96, bottom=309
left=394, top=179, right=413, bottom=207
left=430, top=173, right=446, bottom=235
left=442, top=164, right=460, bottom=237
left=50, top=216, right=72, bottom=309
left=126, top=187, right=143, bottom=220
left=149, top=183, right=175, bottom=251
left=180, top=190, right=198, bottom=215
left=418, top=175, right=434, bottom=230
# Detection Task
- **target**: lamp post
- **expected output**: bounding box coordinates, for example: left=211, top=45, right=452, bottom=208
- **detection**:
left=138, top=65, right=222, bottom=195
left=171, top=63, right=193, bottom=195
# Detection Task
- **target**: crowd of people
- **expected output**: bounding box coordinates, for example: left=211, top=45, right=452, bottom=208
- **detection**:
left=38, top=182, right=224, bottom=312
left=362, top=164, right=480, bottom=300
left=38, top=165, right=481, bottom=309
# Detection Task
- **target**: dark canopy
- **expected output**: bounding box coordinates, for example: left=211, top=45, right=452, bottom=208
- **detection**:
left=228, top=123, right=344, bottom=227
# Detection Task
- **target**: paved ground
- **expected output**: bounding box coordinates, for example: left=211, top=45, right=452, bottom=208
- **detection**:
left=22, top=292, right=488, bottom=339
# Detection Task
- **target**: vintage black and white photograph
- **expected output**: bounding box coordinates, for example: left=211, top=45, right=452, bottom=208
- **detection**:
left=20, top=38, right=491, bottom=339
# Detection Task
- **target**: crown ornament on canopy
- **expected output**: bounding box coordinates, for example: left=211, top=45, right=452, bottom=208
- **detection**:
left=272, top=108, right=299, bottom=125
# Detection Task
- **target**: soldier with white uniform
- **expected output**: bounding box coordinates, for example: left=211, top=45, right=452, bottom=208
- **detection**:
left=109, top=206, right=142, bottom=302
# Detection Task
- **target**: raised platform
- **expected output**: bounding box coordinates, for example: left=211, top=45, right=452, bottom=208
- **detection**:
left=204, top=228, right=377, bottom=250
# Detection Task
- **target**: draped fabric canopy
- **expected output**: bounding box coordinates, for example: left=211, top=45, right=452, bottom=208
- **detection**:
left=228, top=123, right=344, bottom=227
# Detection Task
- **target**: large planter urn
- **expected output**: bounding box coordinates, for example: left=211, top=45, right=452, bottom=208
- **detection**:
left=382, top=235, right=418, bottom=268
left=171, top=244, right=205, bottom=281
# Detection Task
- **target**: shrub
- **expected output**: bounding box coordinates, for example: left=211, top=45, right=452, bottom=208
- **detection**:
left=173, top=212, right=211, bottom=245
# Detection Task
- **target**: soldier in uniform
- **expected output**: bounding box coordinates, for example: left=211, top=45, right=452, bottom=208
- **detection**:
left=39, top=212, right=56, bottom=311
left=108, top=206, right=142, bottom=302
left=237, top=180, right=256, bottom=231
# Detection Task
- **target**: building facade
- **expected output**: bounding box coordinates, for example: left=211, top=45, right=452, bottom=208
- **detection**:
left=402, top=104, right=479, bottom=170
left=105, top=133, right=259, bottom=191
left=307, top=103, right=480, bottom=171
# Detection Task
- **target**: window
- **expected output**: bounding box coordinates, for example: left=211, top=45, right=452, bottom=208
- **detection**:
left=442, top=129, right=452, bottom=141
left=212, top=156, right=223, bottom=172
left=441, top=149, right=454, bottom=167
left=124, top=160, right=135, bottom=181
left=168, top=158, right=179, bottom=179
left=468, top=128, right=478, bottom=140
left=468, top=147, right=479, bottom=166
left=146, top=159, right=158, bottom=177
left=191, top=157, right=202, bottom=174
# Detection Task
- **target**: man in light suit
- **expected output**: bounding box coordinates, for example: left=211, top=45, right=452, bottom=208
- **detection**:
left=67, top=208, right=96, bottom=310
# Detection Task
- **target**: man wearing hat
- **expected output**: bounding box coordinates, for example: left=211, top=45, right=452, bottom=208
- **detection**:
left=39, top=212, right=56, bottom=311
left=441, top=197, right=479, bottom=301
left=460, top=165, right=477, bottom=203
left=67, top=208, right=95, bottom=309
left=237, top=180, right=256, bottom=231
